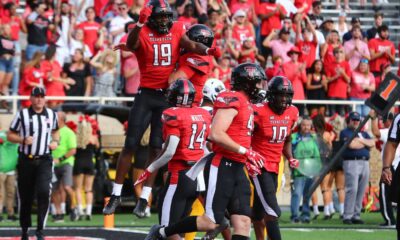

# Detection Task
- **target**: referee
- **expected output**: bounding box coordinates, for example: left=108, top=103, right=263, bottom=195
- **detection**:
left=7, top=87, right=59, bottom=240
left=382, top=112, right=400, bottom=240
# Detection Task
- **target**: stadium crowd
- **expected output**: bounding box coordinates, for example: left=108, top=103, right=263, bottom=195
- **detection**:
left=0, top=0, right=400, bottom=239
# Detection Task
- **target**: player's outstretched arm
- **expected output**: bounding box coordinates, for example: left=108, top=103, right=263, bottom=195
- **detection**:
left=180, top=35, right=221, bottom=58
left=134, top=135, right=180, bottom=186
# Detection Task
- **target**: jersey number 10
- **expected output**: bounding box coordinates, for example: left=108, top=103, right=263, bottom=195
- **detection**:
left=153, top=43, right=172, bottom=66
left=270, top=126, right=288, bottom=143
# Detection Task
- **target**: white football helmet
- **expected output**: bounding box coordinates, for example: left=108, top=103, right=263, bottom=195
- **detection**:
left=202, top=78, right=226, bottom=103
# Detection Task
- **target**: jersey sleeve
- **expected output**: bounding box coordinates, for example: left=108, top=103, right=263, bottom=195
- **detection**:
left=162, top=109, right=181, bottom=138
left=252, top=103, right=263, bottom=129
left=214, top=92, right=241, bottom=110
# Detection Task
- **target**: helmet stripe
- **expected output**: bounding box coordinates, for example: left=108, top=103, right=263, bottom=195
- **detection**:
left=159, top=0, right=166, bottom=8
left=183, top=80, right=189, bottom=105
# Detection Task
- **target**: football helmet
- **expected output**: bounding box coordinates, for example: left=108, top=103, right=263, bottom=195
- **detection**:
left=266, top=76, right=294, bottom=114
left=147, top=0, right=173, bottom=34
left=186, top=24, right=215, bottom=48
left=231, top=63, right=266, bottom=101
left=167, top=78, right=196, bottom=107
left=202, top=78, right=226, bottom=103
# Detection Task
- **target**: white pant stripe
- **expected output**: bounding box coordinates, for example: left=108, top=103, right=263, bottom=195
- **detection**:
left=161, top=184, right=177, bottom=226
left=253, top=177, right=278, bottom=217
left=205, top=165, right=218, bottom=223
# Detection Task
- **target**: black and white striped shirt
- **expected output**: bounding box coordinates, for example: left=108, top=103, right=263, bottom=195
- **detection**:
left=388, top=114, right=400, bottom=143
left=9, top=107, right=58, bottom=156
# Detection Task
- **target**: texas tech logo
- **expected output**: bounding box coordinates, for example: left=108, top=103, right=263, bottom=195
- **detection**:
left=244, top=66, right=256, bottom=77
left=200, top=29, right=211, bottom=37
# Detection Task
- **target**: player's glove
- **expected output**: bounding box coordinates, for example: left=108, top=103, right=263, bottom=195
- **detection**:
left=138, top=5, right=153, bottom=24
left=246, top=161, right=261, bottom=177
left=206, top=47, right=222, bottom=58
left=289, top=158, right=299, bottom=169
left=245, top=148, right=265, bottom=168
left=134, top=169, right=152, bottom=186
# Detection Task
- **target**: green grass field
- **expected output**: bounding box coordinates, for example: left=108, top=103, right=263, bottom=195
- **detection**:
left=0, top=211, right=395, bottom=240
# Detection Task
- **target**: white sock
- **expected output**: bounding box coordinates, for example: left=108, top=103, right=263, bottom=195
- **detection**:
left=160, top=227, right=166, bottom=238
left=61, top=202, right=66, bottom=214
left=329, top=202, right=335, bottom=213
left=313, top=205, right=320, bottom=215
left=112, top=183, right=123, bottom=196
left=86, top=204, right=92, bottom=215
left=324, top=205, right=330, bottom=216
left=340, top=203, right=344, bottom=215
left=78, top=204, right=84, bottom=215
left=51, top=204, right=56, bottom=215
left=140, top=186, right=152, bottom=201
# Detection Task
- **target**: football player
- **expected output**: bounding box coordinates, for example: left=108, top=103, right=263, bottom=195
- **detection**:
left=169, top=24, right=220, bottom=106
left=251, top=76, right=300, bottom=240
left=134, top=79, right=211, bottom=240
left=104, top=0, right=220, bottom=215
left=144, top=63, right=266, bottom=240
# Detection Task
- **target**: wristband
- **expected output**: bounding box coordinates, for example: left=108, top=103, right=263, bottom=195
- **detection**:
left=137, top=22, right=144, bottom=28
left=238, top=146, right=247, bottom=155
left=382, top=166, right=391, bottom=171
left=60, top=156, right=66, bottom=161
left=205, top=48, right=209, bottom=55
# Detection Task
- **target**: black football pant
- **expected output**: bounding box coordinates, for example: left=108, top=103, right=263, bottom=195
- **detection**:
left=17, top=155, right=53, bottom=232
left=379, top=168, right=395, bottom=226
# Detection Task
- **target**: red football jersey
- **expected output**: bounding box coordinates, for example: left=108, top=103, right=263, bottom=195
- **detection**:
left=162, top=106, right=211, bottom=183
left=212, top=91, right=254, bottom=164
left=178, top=53, right=213, bottom=105
left=135, top=21, right=186, bottom=89
left=252, top=104, right=299, bottom=174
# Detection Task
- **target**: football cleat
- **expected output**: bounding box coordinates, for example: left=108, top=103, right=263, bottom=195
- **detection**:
left=133, top=198, right=149, bottom=218
left=103, top=195, right=121, bottom=215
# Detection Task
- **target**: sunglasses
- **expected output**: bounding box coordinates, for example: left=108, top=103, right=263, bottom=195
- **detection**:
left=360, top=58, right=369, bottom=64
left=351, top=118, right=360, bottom=121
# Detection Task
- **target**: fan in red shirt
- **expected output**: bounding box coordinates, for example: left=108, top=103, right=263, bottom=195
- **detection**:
left=133, top=79, right=211, bottom=239
left=19, top=52, right=45, bottom=108
left=322, top=30, right=342, bottom=72
left=232, top=9, right=255, bottom=45
left=177, top=4, right=198, bottom=29
left=144, top=63, right=266, bottom=240
left=103, top=0, right=221, bottom=216
left=326, top=47, right=352, bottom=115
left=251, top=76, right=299, bottom=240
left=213, top=54, right=232, bottom=90
left=76, top=7, right=101, bottom=55
left=207, top=9, right=224, bottom=41
left=169, top=24, right=217, bottom=106
left=1, top=2, right=26, bottom=42
left=257, top=0, right=286, bottom=39
left=295, top=16, right=318, bottom=69
left=368, top=25, right=396, bottom=79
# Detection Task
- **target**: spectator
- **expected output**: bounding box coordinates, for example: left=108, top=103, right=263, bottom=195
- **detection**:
left=257, top=0, right=286, bottom=60
left=306, top=60, right=327, bottom=116
left=308, top=16, right=326, bottom=60
left=326, top=47, right=351, bottom=116
left=19, top=52, right=45, bottom=108
left=283, top=46, right=307, bottom=114
left=41, top=45, right=75, bottom=109
left=371, top=110, right=397, bottom=227
left=62, top=49, right=93, bottom=97
left=76, top=7, right=102, bottom=55
left=177, top=4, right=198, bottom=29
left=69, top=28, right=93, bottom=62
left=265, top=55, right=283, bottom=80
left=73, top=116, right=99, bottom=220
left=344, top=26, right=370, bottom=70
left=89, top=49, right=117, bottom=97
left=230, top=0, right=257, bottom=25
left=237, top=38, right=264, bottom=64
left=109, top=1, right=133, bottom=45
left=368, top=25, right=395, bottom=81
left=1, top=2, right=26, bottom=96
left=54, top=1, right=74, bottom=66
left=51, top=112, right=78, bottom=222
left=334, top=12, right=349, bottom=40
left=320, top=18, right=334, bottom=39
left=349, top=59, right=375, bottom=117
left=290, top=117, right=320, bottom=223
left=0, top=24, right=14, bottom=109
left=398, top=43, right=400, bottom=77
left=294, top=0, right=311, bottom=16
left=25, top=2, right=54, bottom=60
left=0, top=122, right=18, bottom=222
left=308, top=1, right=323, bottom=28
left=295, top=16, right=318, bottom=69
left=336, top=0, right=350, bottom=11
left=232, top=9, right=255, bottom=45
left=7, top=86, right=59, bottom=240
left=69, top=0, right=95, bottom=23
left=366, top=12, right=383, bottom=40
left=341, top=111, right=375, bottom=225
left=342, top=17, right=367, bottom=44
left=263, top=28, right=294, bottom=63
left=282, top=16, right=297, bottom=44
left=213, top=54, right=232, bottom=89
left=322, top=30, right=342, bottom=71
left=206, top=9, right=224, bottom=41
left=216, top=25, right=240, bottom=61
